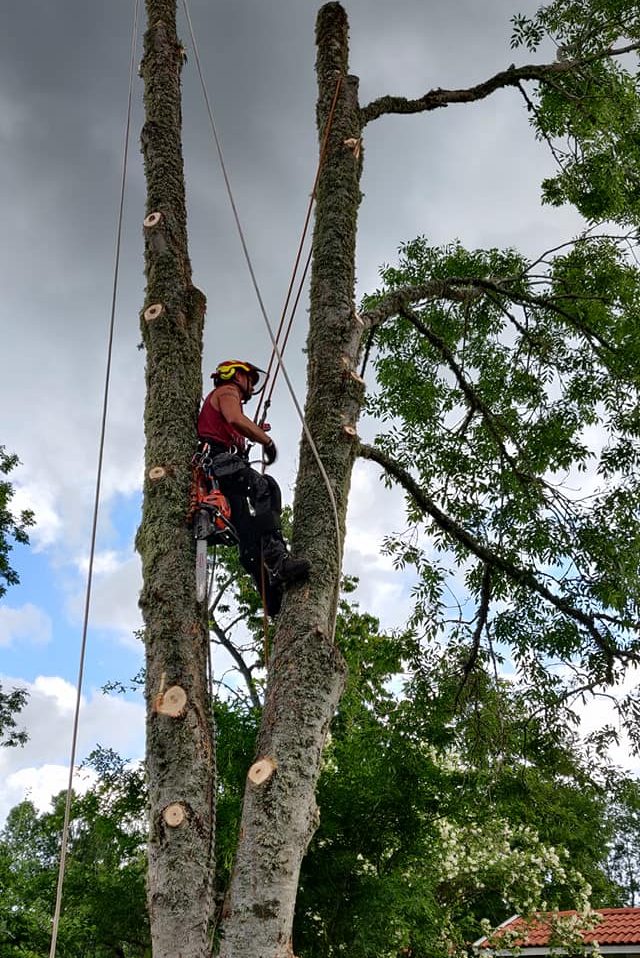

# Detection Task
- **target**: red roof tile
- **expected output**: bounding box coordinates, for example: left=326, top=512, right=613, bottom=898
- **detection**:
left=478, top=908, right=640, bottom=949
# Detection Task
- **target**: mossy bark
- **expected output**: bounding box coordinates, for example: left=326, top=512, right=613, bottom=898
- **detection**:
left=137, top=3, right=214, bottom=957
left=218, top=5, right=366, bottom=956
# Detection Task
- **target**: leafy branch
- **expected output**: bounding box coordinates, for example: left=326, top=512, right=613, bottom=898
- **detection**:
left=358, top=440, right=634, bottom=679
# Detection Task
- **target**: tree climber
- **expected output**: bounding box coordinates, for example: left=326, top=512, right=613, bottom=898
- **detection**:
left=198, top=359, right=310, bottom=614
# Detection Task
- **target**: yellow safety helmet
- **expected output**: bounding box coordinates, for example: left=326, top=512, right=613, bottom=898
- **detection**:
left=212, top=360, right=266, bottom=395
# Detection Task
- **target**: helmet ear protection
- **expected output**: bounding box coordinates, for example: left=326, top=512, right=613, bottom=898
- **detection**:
left=212, top=360, right=267, bottom=395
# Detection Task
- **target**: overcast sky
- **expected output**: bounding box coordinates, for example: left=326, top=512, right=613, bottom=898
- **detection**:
left=2, top=0, right=619, bottom=823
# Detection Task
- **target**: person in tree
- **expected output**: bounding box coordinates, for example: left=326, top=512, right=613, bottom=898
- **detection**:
left=198, top=359, right=310, bottom=613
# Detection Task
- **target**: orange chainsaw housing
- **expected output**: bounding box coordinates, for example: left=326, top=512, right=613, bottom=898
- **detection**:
left=188, top=464, right=232, bottom=532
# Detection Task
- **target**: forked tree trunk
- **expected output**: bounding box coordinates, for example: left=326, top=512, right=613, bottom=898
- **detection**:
left=218, top=5, right=366, bottom=955
left=137, top=3, right=214, bottom=957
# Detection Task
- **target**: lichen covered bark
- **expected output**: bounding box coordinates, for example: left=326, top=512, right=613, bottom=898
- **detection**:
left=218, top=5, right=366, bottom=956
left=137, top=3, right=214, bottom=957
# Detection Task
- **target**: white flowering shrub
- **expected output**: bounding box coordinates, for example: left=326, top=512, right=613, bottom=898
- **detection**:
left=434, top=817, right=595, bottom=956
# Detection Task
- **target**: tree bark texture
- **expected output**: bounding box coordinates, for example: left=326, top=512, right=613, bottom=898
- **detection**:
left=218, top=5, right=366, bottom=956
left=137, top=3, right=214, bottom=957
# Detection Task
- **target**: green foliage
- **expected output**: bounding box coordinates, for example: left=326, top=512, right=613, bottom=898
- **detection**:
left=292, top=597, right=630, bottom=958
left=364, top=232, right=640, bottom=727
left=605, top=774, right=640, bottom=904
left=0, top=447, right=32, bottom=750
left=0, top=749, right=149, bottom=958
left=213, top=700, right=260, bottom=890
left=511, top=0, right=640, bottom=223
left=0, top=684, right=28, bottom=748
left=0, top=445, right=34, bottom=600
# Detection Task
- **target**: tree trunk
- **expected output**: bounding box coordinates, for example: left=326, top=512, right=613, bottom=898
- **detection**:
left=218, top=5, right=365, bottom=956
left=137, top=3, right=214, bottom=957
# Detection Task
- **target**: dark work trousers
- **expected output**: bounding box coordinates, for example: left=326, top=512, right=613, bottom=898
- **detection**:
left=205, top=447, right=286, bottom=613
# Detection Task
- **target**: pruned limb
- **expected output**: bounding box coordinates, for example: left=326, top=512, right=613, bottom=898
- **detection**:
left=358, top=441, right=625, bottom=677
left=360, top=43, right=640, bottom=125
left=247, top=756, right=278, bottom=786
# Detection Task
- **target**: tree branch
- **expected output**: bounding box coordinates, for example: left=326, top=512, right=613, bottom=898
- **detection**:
left=362, top=275, right=620, bottom=357
left=358, top=440, right=624, bottom=676
left=360, top=43, right=640, bottom=125
left=209, top=619, right=262, bottom=710
left=397, top=304, right=528, bottom=474
left=362, top=281, right=480, bottom=329
left=454, top=564, right=492, bottom=711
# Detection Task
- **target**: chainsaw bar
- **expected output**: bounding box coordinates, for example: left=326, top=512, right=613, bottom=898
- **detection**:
left=195, top=538, right=208, bottom=603
left=194, top=509, right=212, bottom=604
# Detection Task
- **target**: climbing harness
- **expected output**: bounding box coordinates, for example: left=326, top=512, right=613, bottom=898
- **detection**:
left=48, top=2, right=141, bottom=957
left=189, top=444, right=238, bottom=602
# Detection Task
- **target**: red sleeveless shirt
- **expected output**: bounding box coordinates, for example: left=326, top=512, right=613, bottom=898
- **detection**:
left=198, top=390, right=246, bottom=451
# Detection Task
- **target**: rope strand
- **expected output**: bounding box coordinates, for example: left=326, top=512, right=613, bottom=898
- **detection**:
left=202, top=546, right=217, bottom=957
left=48, top=2, right=140, bottom=956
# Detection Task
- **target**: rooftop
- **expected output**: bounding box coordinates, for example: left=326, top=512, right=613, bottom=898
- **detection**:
left=476, top=908, right=640, bottom=951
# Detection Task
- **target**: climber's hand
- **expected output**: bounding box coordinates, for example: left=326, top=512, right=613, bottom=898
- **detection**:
left=261, top=422, right=272, bottom=432
left=263, top=440, right=277, bottom=465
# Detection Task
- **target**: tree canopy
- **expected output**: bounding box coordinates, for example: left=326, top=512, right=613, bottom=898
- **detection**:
left=3, top=574, right=640, bottom=956
left=0, top=445, right=32, bottom=748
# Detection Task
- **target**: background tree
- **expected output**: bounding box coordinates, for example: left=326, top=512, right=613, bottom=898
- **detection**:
left=133, top=0, right=640, bottom=954
left=0, top=445, right=33, bottom=601
left=220, top=2, right=640, bottom=953
left=3, top=568, right=639, bottom=957
left=0, top=444, right=32, bottom=748
left=0, top=749, right=149, bottom=958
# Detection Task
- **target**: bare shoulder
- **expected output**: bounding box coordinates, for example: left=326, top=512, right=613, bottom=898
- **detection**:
left=212, top=383, right=242, bottom=404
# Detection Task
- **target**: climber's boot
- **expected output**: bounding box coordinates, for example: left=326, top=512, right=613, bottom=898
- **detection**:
left=262, top=534, right=310, bottom=585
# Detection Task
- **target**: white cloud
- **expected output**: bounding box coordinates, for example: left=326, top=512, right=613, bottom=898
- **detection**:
left=0, top=603, right=52, bottom=648
left=11, top=482, right=62, bottom=551
left=0, top=674, right=145, bottom=824
left=573, top=664, right=640, bottom=775
left=66, top=553, right=143, bottom=647
left=344, top=462, right=418, bottom=629
left=32, top=675, right=78, bottom=714
left=4, top=764, right=97, bottom=817
left=75, top=548, right=125, bottom=577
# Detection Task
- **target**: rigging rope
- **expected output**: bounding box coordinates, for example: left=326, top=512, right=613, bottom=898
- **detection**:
left=202, top=546, right=217, bottom=957
left=47, top=2, right=140, bottom=955
left=181, top=0, right=344, bottom=571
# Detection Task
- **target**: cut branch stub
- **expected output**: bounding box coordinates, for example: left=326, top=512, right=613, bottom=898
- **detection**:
left=156, top=684, right=188, bottom=717
left=148, top=466, right=167, bottom=481
left=144, top=303, right=165, bottom=323
left=343, top=136, right=362, bottom=159
left=144, top=211, right=163, bottom=228
left=342, top=424, right=357, bottom=437
left=163, top=803, right=186, bottom=828
left=247, top=756, right=278, bottom=786
left=349, top=369, right=365, bottom=386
